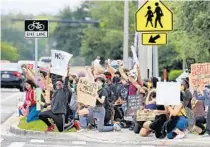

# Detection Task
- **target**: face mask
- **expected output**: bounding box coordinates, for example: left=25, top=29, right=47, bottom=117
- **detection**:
left=181, top=85, right=184, bottom=91
left=147, top=82, right=152, bottom=88
left=113, top=77, right=120, bottom=83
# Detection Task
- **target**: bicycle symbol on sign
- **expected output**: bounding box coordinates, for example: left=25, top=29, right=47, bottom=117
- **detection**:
left=28, top=21, right=45, bottom=31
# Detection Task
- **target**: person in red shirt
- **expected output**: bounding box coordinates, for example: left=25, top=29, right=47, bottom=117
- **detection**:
left=19, top=80, right=40, bottom=122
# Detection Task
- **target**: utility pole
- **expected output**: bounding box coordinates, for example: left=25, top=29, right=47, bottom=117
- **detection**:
left=123, top=0, right=129, bottom=68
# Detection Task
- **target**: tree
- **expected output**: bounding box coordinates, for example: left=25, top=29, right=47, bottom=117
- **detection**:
left=53, top=4, right=90, bottom=57
left=81, top=1, right=138, bottom=64
left=1, top=41, right=19, bottom=61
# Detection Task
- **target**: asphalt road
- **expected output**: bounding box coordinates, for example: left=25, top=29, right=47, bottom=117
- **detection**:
left=0, top=88, right=23, bottom=124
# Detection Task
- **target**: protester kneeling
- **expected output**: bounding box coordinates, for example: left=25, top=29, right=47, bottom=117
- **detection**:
left=39, top=78, right=70, bottom=132
left=19, top=80, right=40, bottom=123
left=94, top=77, right=121, bottom=132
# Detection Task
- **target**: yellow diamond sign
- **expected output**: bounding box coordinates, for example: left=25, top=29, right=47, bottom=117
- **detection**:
left=142, top=33, right=167, bottom=45
left=136, top=0, right=173, bottom=32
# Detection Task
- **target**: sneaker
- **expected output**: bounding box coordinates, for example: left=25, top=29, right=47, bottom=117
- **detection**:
left=45, top=125, right=55, bottom=132
left=74, top=121, right=80, bottom=130
left=114, top=124, right=121, bottom=131
left=174, top=133, right=185, bottom=139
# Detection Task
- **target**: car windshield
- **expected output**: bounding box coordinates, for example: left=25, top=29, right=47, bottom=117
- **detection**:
left=1, top=63, right=19, bottom=71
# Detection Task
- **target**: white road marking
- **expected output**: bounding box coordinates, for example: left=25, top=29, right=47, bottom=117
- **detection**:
left=30, top=139, right=45, bottom=143
left=0, top=92, right=21, bottom=103
left=7, top=142, right=26, bottom=147
left=72, top=141, right=87, bottom=145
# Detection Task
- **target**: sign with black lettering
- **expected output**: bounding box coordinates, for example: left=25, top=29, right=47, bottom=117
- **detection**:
left=77, top=78, right=98, bottom=107
left=25, top=20, right=48, bottom=38
left=126, top=94, right=144, bottom=117
left=51, top=50, right=73, bottom=76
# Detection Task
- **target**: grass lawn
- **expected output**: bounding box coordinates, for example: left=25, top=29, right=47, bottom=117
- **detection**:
left=18, top=117, right=76, bottom=133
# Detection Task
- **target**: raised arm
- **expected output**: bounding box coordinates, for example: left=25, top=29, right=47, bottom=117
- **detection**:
left=128, top=75, right=142, bottom=90
left=118, top=61, right=129, bottom=82
left=136, top=64, right=143, bottom=86
left=105, top=60, right=116, bottom=75
left=194, top=90, right=205, bottom=101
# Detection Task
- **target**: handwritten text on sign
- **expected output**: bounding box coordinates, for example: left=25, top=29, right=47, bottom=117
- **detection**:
left=136, top=110, right=156, bottom=121
left=126, top=94, right=144, bottom=117
left=190, top=63, right=210, bottom=89
left=77, top=78, right=98, bottom=107
left=51, top=50, right=73, bottom=76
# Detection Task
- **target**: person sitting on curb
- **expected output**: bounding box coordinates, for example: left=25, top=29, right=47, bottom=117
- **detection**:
left=38, top=66, right=71, bottom=132
left=19, top=80, right=40, bottom=123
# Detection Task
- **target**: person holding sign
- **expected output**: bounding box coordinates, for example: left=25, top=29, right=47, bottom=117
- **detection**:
left=165, top=96, right=189, bottom=139
left=19, top=80, right=40, bottom=123
left=140, top=92, right=168, bottom=139
left=38, top=66, right=71, bottom=132
left=94, top=77, right=121, bottom=132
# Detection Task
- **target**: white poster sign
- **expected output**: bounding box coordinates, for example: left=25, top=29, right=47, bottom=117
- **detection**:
left=51, top=50, right=73, bottom=76
left=131, top=45, right=139, bottom=65
left=156, top=82, right=181, bottom=105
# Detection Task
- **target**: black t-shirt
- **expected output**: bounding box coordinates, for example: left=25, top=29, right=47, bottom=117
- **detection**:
left=117, top=84, right=129, bottom=101
left=96, top=88, right=109, bottom=106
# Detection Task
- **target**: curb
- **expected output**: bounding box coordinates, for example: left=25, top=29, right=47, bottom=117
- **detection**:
left=6, top=116, right=210, bottom=146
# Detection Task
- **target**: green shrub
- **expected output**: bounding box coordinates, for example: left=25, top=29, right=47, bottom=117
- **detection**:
left=168, top=70, right=183, bottom=81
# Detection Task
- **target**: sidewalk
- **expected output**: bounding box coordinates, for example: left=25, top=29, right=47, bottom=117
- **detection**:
left=3, top=114, right=210, bottom=147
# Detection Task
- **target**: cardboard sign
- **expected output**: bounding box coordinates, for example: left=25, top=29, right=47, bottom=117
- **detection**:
left=190, top=63, right=210, bottom=91
left=156, top=82, right=181, bottom=105
left=77, top=78, right=98, bottom=107
left=35, top=88, right=42, bottom=111
left=126, top=94, right=144, bottom=117
left=136, top=110, right=156, bottom=121
left=51, top=50, right=73, bottom=76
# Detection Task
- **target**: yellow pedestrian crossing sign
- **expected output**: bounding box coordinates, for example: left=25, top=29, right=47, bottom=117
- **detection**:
left=142, top=33, right=167, bottom=45
left=136, top=0, right=173, bottom=32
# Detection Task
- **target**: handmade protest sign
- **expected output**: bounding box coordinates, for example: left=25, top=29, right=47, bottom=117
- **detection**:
left=35, top=88, right=42, bottom=111
left=156, top=82, right=181, bottom=105
left=136, top=110, right=155, bottom=121
left=126, top=94, right=144, bottom=117
left=77, top=78, right=98, bottom=107
left=190, top=63, right=210, bottom=91
left=51, top=50, right=73, bottom=76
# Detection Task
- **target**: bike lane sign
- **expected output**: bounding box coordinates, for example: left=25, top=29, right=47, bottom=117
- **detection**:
left=25, top=20, right=48, bottom=38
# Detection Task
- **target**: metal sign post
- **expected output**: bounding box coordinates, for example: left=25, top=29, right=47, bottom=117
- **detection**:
left=35, top=38, right=38, bottom=76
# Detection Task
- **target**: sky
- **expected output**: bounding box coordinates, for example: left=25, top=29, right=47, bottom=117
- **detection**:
left=1, top=0, right=83, bottom=15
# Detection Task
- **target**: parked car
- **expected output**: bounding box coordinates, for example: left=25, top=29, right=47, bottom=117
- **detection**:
left=1, top=63, right=24, bottom=91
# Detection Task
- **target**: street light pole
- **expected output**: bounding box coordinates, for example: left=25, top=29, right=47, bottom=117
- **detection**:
left=123, top=0, right=129, bottom=68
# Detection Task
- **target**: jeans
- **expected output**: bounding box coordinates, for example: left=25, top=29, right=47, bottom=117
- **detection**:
left=79, top=107, right=94, bottom=129
left=93, top=106, right=114, bottom=132
left=167, top=116, right=188, bottom=139
left=206, top=105, right=210, bottom=134
left=121, top=103, right=127, bottom=114
left=19, top=105, right=40, bottom=123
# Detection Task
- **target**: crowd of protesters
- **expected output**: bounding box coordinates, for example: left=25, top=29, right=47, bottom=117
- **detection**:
left=18, top=57, right=210, bottom=139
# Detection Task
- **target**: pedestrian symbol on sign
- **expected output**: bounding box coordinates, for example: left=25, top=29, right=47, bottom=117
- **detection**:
left=136, top=0, right=173, bottom=32
left=145, top=2, right=164, bottom=28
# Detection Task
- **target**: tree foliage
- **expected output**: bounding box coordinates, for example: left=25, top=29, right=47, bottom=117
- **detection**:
left=1, top=41, right=19, bottom=61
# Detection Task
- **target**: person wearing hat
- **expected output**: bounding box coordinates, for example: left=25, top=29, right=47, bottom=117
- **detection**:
left=94, top=77, right=121, bottom=132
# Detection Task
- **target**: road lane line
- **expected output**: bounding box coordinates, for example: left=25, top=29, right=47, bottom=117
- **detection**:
left=7, top=142, right=26, bottom=147
left=0, top=92, right=21, bottom=103
left=30, top=139, right=45, bottom=143
left=72, top=141, right=87, bottom=145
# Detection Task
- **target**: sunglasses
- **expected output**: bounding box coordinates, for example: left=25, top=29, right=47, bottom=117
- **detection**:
left=56, top=83, right=62, bottom=86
